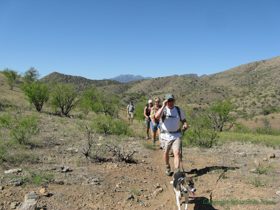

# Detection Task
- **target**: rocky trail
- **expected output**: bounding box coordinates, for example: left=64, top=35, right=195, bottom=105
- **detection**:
left=1, top=135, right=280, bottom=210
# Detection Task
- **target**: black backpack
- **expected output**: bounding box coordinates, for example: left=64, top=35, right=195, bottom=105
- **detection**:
left=161, top=106, right=181, bottom=122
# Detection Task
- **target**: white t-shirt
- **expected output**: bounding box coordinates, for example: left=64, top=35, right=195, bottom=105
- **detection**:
left=127, top=104, right=135, bottom=112
left=160, top=106, right=185, bottom=141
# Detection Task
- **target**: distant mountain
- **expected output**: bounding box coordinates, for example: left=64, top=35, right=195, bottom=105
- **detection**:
left=110, top=74, right=152, bottom=83
left=181, top=73, right=199, bottom=78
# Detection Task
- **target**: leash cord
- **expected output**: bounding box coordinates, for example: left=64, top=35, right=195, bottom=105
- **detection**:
left=180, top=128, right=186, bottom=173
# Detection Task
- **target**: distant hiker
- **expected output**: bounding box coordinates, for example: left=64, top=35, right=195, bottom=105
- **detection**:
left=155, top=93, right=188, bottom=176
left=150, top=97, right=162, bottom=143
left=127, top=101, right=135, bottom=123
left=144, top=99, right=153, bottom=139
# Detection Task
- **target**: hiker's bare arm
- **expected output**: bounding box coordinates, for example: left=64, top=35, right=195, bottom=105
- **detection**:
left=181, top=119, right=188, bottom=130
left=155, top=100, right=167, bottom=120
left=144, top=107, right=148, bottom=118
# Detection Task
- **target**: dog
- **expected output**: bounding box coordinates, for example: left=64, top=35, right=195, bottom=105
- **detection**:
left=170, top=172, right=196, bottom=210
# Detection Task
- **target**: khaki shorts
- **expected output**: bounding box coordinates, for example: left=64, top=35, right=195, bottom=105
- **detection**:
left=160, top=138, right=181, bottom=153
left=127, top=112, right=134, bottom=119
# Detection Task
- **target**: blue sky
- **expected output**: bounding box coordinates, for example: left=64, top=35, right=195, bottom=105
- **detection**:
left=1, top=0, right=280, bottom=80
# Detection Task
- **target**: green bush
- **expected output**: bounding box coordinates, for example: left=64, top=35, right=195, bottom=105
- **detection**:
left=0, top=109, right=40, bottom=144
left=0, top=144, right=7, bottom=164
left=49, top=81, right=83, bottom=116
left=134, top=96, right=148, bottom=121
left=234, top=123, right=250, bottom=133
left=21, top=81, right=50, bottom=112
left=2, top=68, right=21, bottom=90
left=94, top=114, right=132, bottom=136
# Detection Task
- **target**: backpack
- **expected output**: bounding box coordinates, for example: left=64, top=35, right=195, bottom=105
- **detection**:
left=160, top=106, right=182, bottom=133
left=161, top=106, right=181, bottom=123
left=128, top=104, right=134, bottom=112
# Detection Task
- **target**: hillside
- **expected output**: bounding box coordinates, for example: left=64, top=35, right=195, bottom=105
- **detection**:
left=40, top=72, right=121, bottom=90
left=39, top=56, right=280, bottom=115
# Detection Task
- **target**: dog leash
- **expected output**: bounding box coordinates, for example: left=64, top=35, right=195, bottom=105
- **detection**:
left=180, top=127, right=186, bottom=173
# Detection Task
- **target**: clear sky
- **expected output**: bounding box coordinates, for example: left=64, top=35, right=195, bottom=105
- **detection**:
left=1, top=0, right=280, bottom=80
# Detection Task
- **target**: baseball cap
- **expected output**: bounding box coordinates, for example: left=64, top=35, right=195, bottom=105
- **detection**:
left=148, top=99, right=153, bottom=103
left=165, top=93, right=175, bottom=100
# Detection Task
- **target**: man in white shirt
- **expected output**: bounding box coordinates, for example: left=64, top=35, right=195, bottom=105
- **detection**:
left=127, top=101, right=135, bottom=123
left=155, top=93, right=188, bottom=176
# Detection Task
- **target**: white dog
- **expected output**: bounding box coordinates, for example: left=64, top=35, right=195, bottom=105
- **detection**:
left=170, top=172, right=196, bottom=210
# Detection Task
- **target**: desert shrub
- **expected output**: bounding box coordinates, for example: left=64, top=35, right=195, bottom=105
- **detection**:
left=260, top=105, right=279, bottom=115
left=2, top=68, right=21, bottom=90
left=206, top=98, right=237, bottom=132
left=49, top=81, right=83, bottom=116
left=0, top=109, right=40, bottom=144
left=22, top=67, right=40, bottom=84
left=183, top=109, right=219, bottom=148
left=79, top=86, right=99, bottom=115
left=25, top=168, right=54, bottom=186
left=6, top=153, right=39, bottom=166
left=20, top=81, right=50, bottom=112
left=134, top=96, right=148, bottom=121
left=93, top=92, right=121, bottom=118
left=234, top=123, right=250, bottom=133
left=94, top=114, right=132, bottom=136
left=0, top=142, right=7, bottom=164
left=110, top=118, right=132, bottom=136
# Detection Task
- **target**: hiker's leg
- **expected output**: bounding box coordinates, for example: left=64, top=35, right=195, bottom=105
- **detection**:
left=150, top=121, right=156, bottom=141
left=172, top=138, right=182, bottom=169
left=173, top=150, right=180, bottom=168
left=127, top=113, right=130, bottom=123
left=157, top=128, right=161, bottom=141
left=164, top=149, right=170, bottom=165
left=162, top=140, right=172, bottom=164
left=131, top=112, right=134, bottom=123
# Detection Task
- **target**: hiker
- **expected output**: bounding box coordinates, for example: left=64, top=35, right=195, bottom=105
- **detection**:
left=127, top=101, right=135, bottom=123
left=150, top=97, right=162, bottom=143
left=144, top=99, right=153, bottom=139
left=155, top=93, right=188, bottom=176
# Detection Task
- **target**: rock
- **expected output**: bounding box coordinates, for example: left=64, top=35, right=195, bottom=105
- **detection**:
left=263, top=158, right=268, bottom=161
left=10, top=202, right=19, bottom=209
left=66, top=148, right=78, bottom=153
left=235, top=152, right=246, bottom=157
left=153, top=188, right=163, bottom=196
left=89, top=179, right=100, bottom=185
left=236, top=163, right=247, bottom=168
left=253, top=160, right=260, bottom=166
left=4, top=168, right=22, bottom=174
left=125, top=194, right=134, bottom=201
left=276, top=191, right=280, bottom=195
left=267, top=153, right=275, bottom=158
left=10, top=179, right=24, bottom=186
left=249, top=169, right=257, bottom=173
left=60, top=166, right=71, bottom=173
left=39, top=188, right=49, bottom=196
left=154, top=183, right=161, bottom=189
left=0, top=186, right=4, bottom=190
left=25, top=192, right=40, bottom=201
left=16, top=199, right=37, bottom=210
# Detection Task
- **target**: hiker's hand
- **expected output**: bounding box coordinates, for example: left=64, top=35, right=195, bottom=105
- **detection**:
left=183, top=124, right=188, bottom=130
left=163, top=100, right=168, bottom=107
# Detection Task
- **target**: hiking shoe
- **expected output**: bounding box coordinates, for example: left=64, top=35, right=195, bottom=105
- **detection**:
left=165, top=164, right=172, bottom=176
left=145, top=135, right=149, bottom=139
left=174, top=167, right=180, bottom=175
